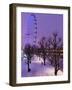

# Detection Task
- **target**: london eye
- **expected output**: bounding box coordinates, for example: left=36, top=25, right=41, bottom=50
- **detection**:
left=25, top=13, right=38, bottom=46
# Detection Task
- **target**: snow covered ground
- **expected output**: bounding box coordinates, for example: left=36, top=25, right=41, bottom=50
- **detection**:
left=21, top=55, right=63, bottom=77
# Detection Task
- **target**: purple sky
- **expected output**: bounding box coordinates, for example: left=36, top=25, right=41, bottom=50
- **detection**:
left=21, top=12, right=63, bottom=48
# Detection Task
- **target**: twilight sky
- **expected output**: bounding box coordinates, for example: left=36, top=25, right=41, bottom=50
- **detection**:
left=21, top=12, right=63, bottom=48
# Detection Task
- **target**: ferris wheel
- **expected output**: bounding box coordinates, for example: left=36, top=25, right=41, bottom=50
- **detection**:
left=25, top=13, right=38, bottom=46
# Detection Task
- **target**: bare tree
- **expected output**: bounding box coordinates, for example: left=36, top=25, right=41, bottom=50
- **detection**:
left=38, top=37, right=47, bottom=65
left=24, top=44, right=33, bottom=72
left=49, top=32, right=63, bottom=75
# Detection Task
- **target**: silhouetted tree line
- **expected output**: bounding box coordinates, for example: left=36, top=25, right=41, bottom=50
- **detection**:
left=23, top=32, right=63, bottom=75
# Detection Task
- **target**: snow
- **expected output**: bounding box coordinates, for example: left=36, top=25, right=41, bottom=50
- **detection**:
left=57, top=70, right=63, bottom=75
left=21, top=55, right=63, bottom=77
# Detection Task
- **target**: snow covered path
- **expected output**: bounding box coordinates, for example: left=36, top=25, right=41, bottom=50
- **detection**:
left=21, top=55, right=63, bottom=77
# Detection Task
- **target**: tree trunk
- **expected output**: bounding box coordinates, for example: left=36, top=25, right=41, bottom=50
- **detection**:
left=54, top=55, right=58, bottom=75
left=55, top=66, right=57, bottom=75
left=44, top=57, right=46, bottom=65
left=28, top=59, right=31, bottom=72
